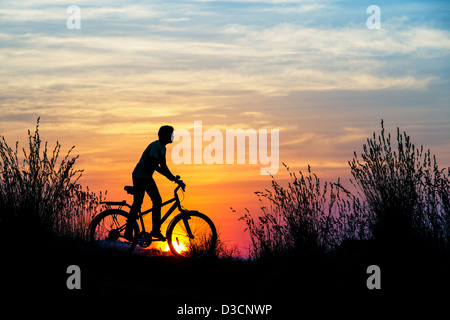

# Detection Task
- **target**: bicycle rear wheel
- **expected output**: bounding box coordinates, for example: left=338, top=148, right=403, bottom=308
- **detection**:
left=166, top=211, right=217, bottom=258
left=89, top=209, right=138, bottom=253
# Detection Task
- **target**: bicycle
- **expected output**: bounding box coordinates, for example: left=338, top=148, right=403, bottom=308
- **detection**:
left=89, top=177, right=217, bottom=258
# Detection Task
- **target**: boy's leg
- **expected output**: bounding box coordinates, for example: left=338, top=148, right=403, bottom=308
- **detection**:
left=146, top=178, right=163, bottom=236
left=124, top=176, right=145, bottom=239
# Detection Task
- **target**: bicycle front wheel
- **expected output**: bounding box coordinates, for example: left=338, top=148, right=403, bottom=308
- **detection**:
left=166, top=211, right=217, bottom=258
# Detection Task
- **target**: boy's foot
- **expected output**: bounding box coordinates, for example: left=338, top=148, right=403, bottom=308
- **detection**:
left=150, top=230, right=166, bottom=241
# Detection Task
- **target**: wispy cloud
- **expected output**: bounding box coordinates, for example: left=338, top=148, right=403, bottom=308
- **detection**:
left=1, top=0, right=449, bottom=157
left=1, top=20, right=447, bottom=100
left=190, top=0, right=319, bottom=3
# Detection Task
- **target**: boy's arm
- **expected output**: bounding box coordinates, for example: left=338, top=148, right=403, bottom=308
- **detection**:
left=150, top=156, right=176, bottom=181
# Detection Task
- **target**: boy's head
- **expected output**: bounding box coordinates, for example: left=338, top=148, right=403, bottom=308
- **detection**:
left=158, top=125, right=174, bottom=144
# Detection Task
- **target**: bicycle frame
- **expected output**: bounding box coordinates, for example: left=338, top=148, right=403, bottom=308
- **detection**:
left=137, top=186, right=181, bottom=233
left=103, top=184, right=193, bottom=239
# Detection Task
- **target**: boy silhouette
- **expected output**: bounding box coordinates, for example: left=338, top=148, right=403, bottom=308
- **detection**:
left=124, top=125, right=179, bottom=241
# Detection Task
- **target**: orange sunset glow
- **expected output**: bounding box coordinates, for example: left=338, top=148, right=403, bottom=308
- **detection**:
left=1, top=1, right=449, bottom=257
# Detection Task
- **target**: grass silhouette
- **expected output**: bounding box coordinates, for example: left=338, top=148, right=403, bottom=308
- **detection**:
left=0, top=118, right=103, bottom=243
left=348, top=120, right=450, bottom=247
left=239, top=120, right=450, bottom=260
left=239, top=164, right=351, bottom=258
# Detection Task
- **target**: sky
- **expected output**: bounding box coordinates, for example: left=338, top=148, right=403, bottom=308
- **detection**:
left=1, top=0, right=449, bottom=255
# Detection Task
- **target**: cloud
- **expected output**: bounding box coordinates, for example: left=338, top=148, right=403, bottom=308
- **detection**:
left=1, top=0, right=449, bottom=138
left=0, top=4, right=161, bottom=23
left=258, top=3, right=327, bottom=13
left=161, top=17, right=191, bottom=22
left=190, top=0, right=318, bottom=3
left=5, top=24, right=448, bottom=99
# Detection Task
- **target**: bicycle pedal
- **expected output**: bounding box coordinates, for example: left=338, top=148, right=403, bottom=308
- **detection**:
left=151, top=237, right=167, bottom=242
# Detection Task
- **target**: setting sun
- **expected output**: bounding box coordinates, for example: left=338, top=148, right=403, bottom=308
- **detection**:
left=165, top=241, right=186, bottom=253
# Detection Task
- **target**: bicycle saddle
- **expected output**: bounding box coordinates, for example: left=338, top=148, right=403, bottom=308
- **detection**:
left=124, top=186, right=135, bottom=195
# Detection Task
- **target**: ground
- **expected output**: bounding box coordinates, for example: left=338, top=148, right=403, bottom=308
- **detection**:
left=3, top=239, right=449, bottom=316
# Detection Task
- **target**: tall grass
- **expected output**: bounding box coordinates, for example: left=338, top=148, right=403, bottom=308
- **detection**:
left=0, top=118, right=103, bottom=241
left=240, top=120, right=450, bottom=259
left=348, top=120, right=450, bottom=247
left=239, top=165, right=370, bottom=259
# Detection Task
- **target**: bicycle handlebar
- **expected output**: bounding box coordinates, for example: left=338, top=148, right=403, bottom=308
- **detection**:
left=174, top=175, right=186, bottom=192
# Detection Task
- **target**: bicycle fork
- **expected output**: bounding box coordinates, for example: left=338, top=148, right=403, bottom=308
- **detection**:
left=181, top=211, right=195, bottom=239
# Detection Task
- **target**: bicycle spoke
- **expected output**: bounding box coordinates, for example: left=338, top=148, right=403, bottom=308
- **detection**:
left=90, top=210, right=137, bottom=253
left=167, top=213, right=216, bottom=258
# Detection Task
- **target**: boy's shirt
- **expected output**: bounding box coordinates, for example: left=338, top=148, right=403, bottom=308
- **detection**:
left=133, top=140, right=166, bottom=178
